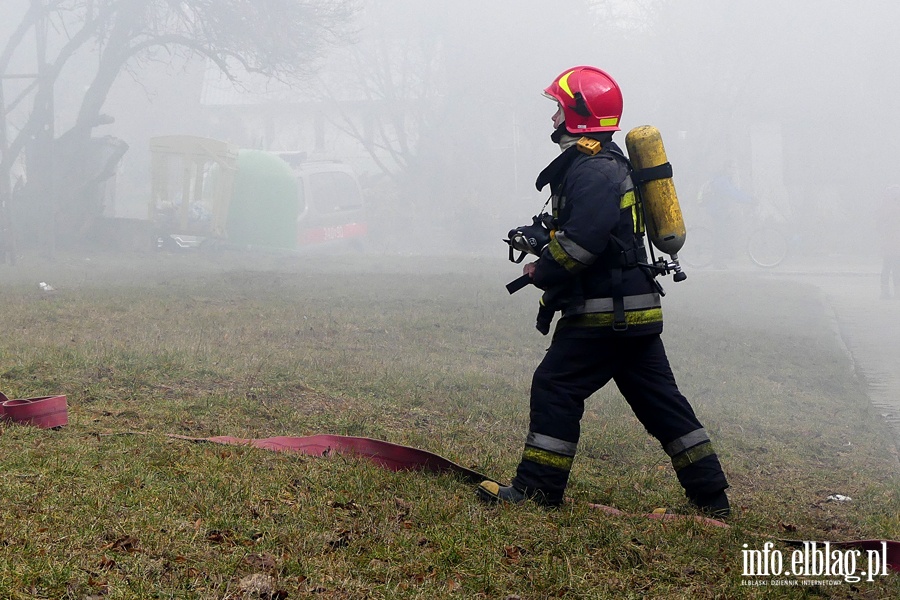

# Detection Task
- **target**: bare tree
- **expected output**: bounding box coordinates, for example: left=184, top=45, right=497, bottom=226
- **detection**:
left=316, top=0, right=604, bottom=251
left=0, top=0, right=357, bottom=255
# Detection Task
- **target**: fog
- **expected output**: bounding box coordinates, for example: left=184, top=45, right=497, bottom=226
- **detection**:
left=0, top=0, right=892, bottom=255
left=4, top=7, right=900, bottom=593
left=1, top=3, right=898, bottom=283
left=107, top=0, right=900, bottom=258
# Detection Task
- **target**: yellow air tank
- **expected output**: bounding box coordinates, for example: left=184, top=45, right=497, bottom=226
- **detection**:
left=624, top=125, right=686, bottom=256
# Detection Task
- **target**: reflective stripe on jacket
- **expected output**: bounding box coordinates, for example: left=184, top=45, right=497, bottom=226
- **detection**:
left=533, top=140, right=662, bottom=337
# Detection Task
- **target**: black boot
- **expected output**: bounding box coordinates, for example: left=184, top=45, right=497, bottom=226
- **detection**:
left=476, top=480, right=527, bottom=504
left=690, top=489, right=731, bottom=518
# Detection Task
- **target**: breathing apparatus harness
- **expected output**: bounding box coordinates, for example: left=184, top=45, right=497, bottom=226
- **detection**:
left=503, top=137, right=686, bottom=330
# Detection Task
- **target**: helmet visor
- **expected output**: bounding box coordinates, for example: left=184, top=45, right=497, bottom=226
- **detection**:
left=544, top=92, right=565, bottom=128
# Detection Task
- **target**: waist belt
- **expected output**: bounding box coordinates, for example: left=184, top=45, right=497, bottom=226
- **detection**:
left=561, top=292, right=661, bottom=317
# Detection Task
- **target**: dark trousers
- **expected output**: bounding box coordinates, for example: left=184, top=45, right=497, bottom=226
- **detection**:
left=512, top=333, right=728, bottom=505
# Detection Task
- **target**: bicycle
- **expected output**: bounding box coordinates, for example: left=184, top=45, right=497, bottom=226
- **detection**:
left=680, top=215, right=793, bottom=269
left=681, top=174, right=797, bottom=269
left=746, top=219, right=792, bottom=267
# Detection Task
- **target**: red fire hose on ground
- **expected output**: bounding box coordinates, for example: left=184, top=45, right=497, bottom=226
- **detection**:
left=2, top=393, right=898, bottom=572
left=168, top=432, right=900, bottom=572
left=167, top=433, right=731, bottom=526
left=0, top=392, right=68, bottom=429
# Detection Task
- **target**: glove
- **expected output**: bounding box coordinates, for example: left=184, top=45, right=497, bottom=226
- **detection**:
left=535, top=300, right=555, bottom=335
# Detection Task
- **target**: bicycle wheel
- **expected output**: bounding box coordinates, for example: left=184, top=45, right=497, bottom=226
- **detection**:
left=680, top=226, right=716, bottom=269
left=747, top=226, right=789, bottom=267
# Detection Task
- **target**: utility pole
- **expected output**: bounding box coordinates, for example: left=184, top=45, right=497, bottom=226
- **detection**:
left=33, top=0, right=55, bottom=258
left=0, top=80, right=14, bottom=263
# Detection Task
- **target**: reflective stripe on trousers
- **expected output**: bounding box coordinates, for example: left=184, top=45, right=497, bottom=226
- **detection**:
left=512, top=334, right=729, bottom=503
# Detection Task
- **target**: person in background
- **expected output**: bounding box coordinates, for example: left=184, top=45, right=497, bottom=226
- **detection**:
left=697, top=160, right=753, bottom=265
left=877, top=185, right=900, bottom=299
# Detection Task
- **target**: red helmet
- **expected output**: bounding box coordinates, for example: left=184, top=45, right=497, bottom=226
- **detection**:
left=543, top=66, right=623, bottom=133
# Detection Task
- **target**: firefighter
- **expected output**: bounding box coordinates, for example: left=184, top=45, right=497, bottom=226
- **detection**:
left=477, top=66, right=731, bottom=516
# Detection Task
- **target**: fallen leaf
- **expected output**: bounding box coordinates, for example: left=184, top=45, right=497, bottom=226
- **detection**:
left=238, top=573, right=274, bottom=596
left=206, top=529, right=234, bottom=544
left=87, top=575, right=108, bottom=590
left=100, top=536, right=139, bottom=553
left=503, top=546, right=524, bottom=563
left=244, top=552, right=277, bottom=572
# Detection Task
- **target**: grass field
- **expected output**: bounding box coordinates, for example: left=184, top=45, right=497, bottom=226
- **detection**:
left=0, top=250, right=898, bottom=599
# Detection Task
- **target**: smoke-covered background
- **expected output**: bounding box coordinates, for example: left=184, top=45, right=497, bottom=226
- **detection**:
left=1, top=0, right=897, bottom=258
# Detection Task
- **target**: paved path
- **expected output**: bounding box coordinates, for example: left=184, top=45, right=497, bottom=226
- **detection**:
left=809, top=275, right=900, bottom=425
left=767, top=257, right=900, bottom=441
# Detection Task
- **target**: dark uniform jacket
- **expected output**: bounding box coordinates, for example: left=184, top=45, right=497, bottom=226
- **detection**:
left=532, top=140, right=663, bottom=337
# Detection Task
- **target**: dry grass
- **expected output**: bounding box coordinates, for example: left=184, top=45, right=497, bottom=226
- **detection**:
left=0, top=251, right=897, bottom=599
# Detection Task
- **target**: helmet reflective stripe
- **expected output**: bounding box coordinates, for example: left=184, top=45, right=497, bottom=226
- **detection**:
left=558, top=70, right=576, bottom=99
left=600, top=117, right=619, bottom=127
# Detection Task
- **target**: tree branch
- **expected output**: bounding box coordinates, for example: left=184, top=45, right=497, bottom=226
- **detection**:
left=0, top=2, right=40, bottom=75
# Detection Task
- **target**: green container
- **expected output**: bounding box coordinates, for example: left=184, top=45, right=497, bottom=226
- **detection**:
left=227, top=150, right=298, bottom=249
